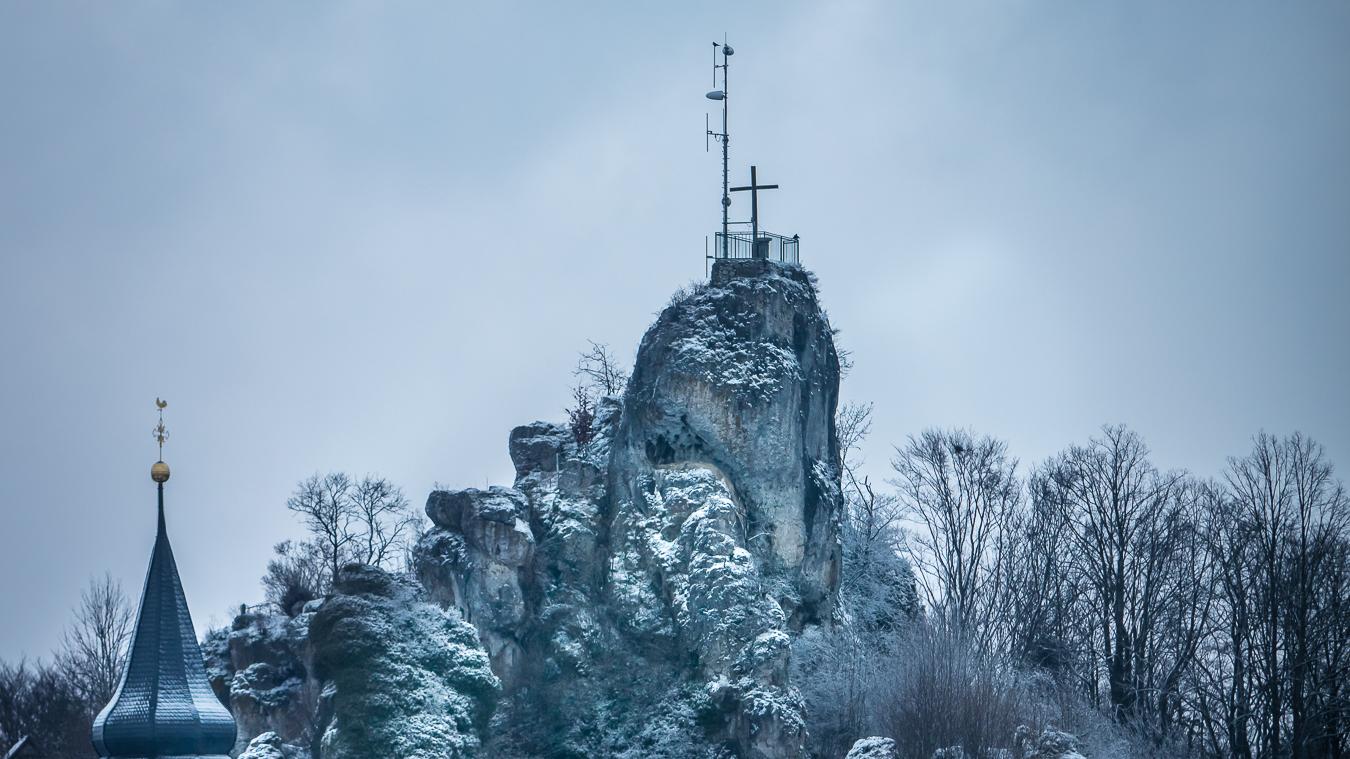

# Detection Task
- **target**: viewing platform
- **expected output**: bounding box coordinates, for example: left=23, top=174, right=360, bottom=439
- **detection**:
left=709, top=230, right=800, bottom=267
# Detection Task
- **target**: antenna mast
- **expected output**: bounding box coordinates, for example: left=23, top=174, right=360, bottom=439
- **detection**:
left=706, top=37, right=733, bottom=258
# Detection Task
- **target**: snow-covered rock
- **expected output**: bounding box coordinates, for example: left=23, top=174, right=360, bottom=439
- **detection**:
left=610, top=258, right=843, bottom=625
left=407, top=258, right=842, bottom=758
left=613, top=466, right=805, bottom=755
left=237, top=731, right=303, bottom=759
left=415, top=486, right=535, bottom=680
left=604, top=259, right=842, bottom=756
left=1015, top=725, right=1087, bottom=759
left=310, top=564, right=499, bottom=759
left=203, top=605, right=321, bottom=753
left=846, top=736, right=898, bottom=759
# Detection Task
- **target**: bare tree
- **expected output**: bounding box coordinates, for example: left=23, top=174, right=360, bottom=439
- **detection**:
left=838, top=403, right=903, bottom=552
left=287, top=472, right=356, bottom=587
left=797, top=401, right=918, bottom=755
left=1195, top=481, right=1258, bottom=758
left=1227, top=431, right=1294, bottom=757
left=1042, top=425, right=1192, bottom=726
left=996, top=472, right=1083, bottom=674
left=891, top=428, right=1020, bottom=640
left=575, top=340, right=629, bottom=397
left=1226, top=432, right=1349, bottom=759
left=1282, top=433, right=1347, bottom=759
left=1143, top=480, right=1214, bottom=741
left=836, top=401, right=872, bottom=465
left=793, top=623, right=874, bottom=757
left=1308, top=535, right=1350, bottom=758
left=993, top=429, right=1350, bottom=755
left=284, top=472, right=414, bottom=590
left=58, top=573, right=132, bottom=708
left=833, top=402, right=913, bottom=630
left=350, top=475, right=414, bottom=569
left=880, top=624, right=1030, bottom=759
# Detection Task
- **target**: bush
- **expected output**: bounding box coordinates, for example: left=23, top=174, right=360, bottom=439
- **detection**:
left=796, top=620, right=1054, bottom=759
left=880, top=626, right=1034, bottom=759
left=262, top=540, right=327, bottom=616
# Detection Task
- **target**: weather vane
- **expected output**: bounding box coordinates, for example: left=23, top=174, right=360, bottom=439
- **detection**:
left=153, top=398, right=169, bottom=458
left=151, top=398, right=171, bottom=484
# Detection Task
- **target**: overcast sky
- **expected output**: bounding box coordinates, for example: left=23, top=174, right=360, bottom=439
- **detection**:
left=2, top=1, right=1347, bottom=661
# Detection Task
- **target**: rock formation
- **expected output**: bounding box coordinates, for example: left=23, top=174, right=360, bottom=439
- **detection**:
left=215, top=259, right=845, bottom=758
left=416, top=486, right=536, bottom=680
left=238, top=731, right=305, bottom=759
left=845, top=737, right=898, bottom=759
left=412, top=258, right=843, bottom=757
left=609, top=258, right=843, bottom=627
left=204, top=604, right=322, bottom=754
left=1014, top=725, right=1087, bottom=759
left=309, top=564, right=499, bottom=759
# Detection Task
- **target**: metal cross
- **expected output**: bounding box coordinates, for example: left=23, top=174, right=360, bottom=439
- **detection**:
left=729, top=165, right=778, bottom=245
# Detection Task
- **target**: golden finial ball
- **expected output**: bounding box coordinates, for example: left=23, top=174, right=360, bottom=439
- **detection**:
left=151, top=460, right=171, bottom=483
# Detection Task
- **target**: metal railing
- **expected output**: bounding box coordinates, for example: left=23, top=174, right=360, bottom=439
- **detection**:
left=709, top=231, right=800, bottom=266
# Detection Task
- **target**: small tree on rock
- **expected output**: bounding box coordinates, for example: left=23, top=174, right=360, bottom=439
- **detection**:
left=283, top=472, right=414, bottom=593
left=262, top=539, right=328, bottom=616
left=575, top=340, right=629, bottom=397
left=566, top=383, right=596, bottom=451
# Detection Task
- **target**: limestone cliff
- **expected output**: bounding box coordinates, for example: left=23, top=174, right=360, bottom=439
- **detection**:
left=413, top=258, right=844, bottom=757
left=608, top=258, right=843, bottom=627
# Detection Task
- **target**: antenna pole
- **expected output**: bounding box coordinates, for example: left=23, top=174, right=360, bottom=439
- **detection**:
left=705, top=38, right=734, bottom=261
left=720, top=41, right=730, bottom=258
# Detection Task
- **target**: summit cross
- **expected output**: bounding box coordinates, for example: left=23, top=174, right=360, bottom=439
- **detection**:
left=729, top=165, right=779, bottom=245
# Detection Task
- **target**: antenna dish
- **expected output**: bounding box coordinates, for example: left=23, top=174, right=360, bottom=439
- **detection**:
left=706, top=90, right=725, bottom=100
left=723, top=45, right=734, bottom=55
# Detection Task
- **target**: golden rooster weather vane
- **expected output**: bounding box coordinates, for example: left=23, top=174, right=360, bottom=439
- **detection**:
left=152, top=398, right=171, bottom=484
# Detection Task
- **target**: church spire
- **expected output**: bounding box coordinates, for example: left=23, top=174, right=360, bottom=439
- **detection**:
left=91, top=399, right=237, bottom=759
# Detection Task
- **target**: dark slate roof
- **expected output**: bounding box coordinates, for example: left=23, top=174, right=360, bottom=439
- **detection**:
left=91, top=488, right=236, bottom=758
left=4, top=736, right=36, bottom=759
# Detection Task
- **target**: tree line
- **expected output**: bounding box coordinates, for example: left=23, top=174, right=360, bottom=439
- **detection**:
left=799, top=406, right=1349, bottom=758
left=0, top=575, right=132, bottom=757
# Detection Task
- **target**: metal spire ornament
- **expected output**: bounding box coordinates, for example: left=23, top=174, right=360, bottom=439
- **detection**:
left=151, top=397, right=170, bottom=484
